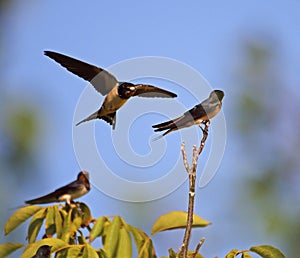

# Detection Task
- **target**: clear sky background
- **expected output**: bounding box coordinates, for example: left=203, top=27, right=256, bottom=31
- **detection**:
left=1, top=1, right=300, bottom=257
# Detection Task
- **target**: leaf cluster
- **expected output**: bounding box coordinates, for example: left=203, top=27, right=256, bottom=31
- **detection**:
left=1, top=203, right=211, bottom=257
left=225, top=246, right=285, bottom=258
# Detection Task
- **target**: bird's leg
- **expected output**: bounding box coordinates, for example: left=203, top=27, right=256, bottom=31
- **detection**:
left=199, top=120, right=210, bottom=134
left=65, top=200, right=77, bottom=210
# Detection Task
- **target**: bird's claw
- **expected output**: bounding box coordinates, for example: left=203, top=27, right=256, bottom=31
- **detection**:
left=199, top=120, right=209, bottom=134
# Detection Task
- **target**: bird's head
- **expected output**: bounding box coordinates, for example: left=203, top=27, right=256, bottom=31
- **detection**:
left=77, top=171, right=90, bottom=183
left=118, top=82, right=136, bottom=98
left=210, top=90, right=224, bottom=101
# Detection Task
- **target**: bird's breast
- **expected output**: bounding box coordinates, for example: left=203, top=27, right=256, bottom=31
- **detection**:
left=207, top=103, right=222, bottom=119
left=100, top=86, right=128, bottom=115
left=58, top=187, right=88, bottom=202
left=71, top=187, right=89, bottom=199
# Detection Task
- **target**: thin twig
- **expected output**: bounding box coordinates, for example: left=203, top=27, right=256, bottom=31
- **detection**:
left=181, top=142, right=190, bottom=173
left=178, top=121, right=210, bottom=258
left=191, top=237, right=206, bottom=258
left=197, top=121, right=210, bottom=156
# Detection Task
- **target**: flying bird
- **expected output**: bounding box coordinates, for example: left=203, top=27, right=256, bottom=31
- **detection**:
left=152, top=90, right=224, bottom=137
left=44, top=51, right=177, bottom=128
left=25, top=171, right=90, bottom=205
left=32, top=245, right=52, bottom=258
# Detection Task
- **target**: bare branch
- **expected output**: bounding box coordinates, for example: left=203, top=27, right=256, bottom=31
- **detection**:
left=181, top=142, right=190, bottom=173
left=178, top=121, right=210, bottom=258
left=191, top=237, right=206, bottom=258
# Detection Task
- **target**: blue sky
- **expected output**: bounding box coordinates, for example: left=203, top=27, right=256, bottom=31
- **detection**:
left=1, top=1, right=300, bottom=257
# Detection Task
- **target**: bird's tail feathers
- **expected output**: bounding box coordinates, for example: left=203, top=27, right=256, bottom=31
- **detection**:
left=152, top=127, right=176, bottom=140
left=25, top=193, right=57, bottom=205
left=153, top=125, right=175, bottom=132
left=152, top=120, right=174, bottom=129
left=76, top=111, right=99, bottom=126
left=100, top=112, right=117, bottom=129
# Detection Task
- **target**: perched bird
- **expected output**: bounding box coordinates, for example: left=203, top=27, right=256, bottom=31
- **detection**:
left=25, top=171, right=90, bottom=205
left=152, top=90, right=224, bottom=137
left=32, top=245, right=52, bottom=258
left=44, top=51, right=177, bottom=128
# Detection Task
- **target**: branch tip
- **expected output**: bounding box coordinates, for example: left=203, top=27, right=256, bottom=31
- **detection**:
left=179, top=122, right=210, bottom=258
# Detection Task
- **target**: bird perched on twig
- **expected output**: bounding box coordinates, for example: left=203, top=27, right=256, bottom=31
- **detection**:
left=25, top=171, right=90, bottom=205
left=152, top=90, right=224, bottom=137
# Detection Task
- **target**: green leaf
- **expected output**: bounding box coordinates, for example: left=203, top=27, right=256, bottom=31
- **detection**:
left=78, top=202, right=92, bottom=227
left=151, top=211, right=211, bottom=235
left=250, top=245, right=286, bottom=258
left=5, top=206, right=42, bottom=235
left=77, top=229, right=88, bottom=245
left=0, top=243, right=24, bottom=258
left=97, top=248, right=109, bottom=258
left=54, top=205, right=63, bottom=238
left=104, top=216, right=121, bottom=258
left=59, top=208, right=68, bottom=219
left=225, top=249, right=239, bottom=258
left=187, top=252, right=204, bottom=258
left=128, top=226, right=153, bottom=258
left=128, top=226, right=147, bottom=252
left=60, top=207, right=82, bottom=244
left=55, top=245, right=83, bottom=258
left=89, top=216, right=108, bottom=242
left=145, top=239, right=156, bottom=258
left=61, top=210, right=73, bottom=243
left=242, top=251, right=252, bottom=258
left=21, top=238, right=68, bottom=258
left=82, top=243, right=99, bottom=258
left=27, top=207, right=47, bottom=243
left=73, top=216, right=83, bottom=231
left=116, top=226, right=132, bottom=258
left=45, top=206, right=56, bottom=237
left=168, top=248, right=177, bottom=258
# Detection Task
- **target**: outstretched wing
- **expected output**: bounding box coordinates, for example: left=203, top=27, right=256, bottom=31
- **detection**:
left=44, top=51, right=118, bottom=95
left=133, top=84, right=177, bottom=98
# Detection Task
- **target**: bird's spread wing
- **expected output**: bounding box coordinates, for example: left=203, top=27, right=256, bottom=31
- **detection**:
left=133, top=84, right=177, bottom=98
left=44, top=51, right=118, bottom=95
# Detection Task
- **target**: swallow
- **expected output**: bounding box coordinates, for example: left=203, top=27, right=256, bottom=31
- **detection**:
left=152, top=90, right=224, bottom=137
left=32, top=245, right=52, bottom=258
left=44, top=51, right=177, bottom=129
left=25, top=171, right=90, bottom=205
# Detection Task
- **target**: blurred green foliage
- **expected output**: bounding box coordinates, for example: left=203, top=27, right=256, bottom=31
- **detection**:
left=2, top=104, right=40, bottom=167
left=234, top=38, right=300, bottom=257
left=0, top=2, right=43, bottom=252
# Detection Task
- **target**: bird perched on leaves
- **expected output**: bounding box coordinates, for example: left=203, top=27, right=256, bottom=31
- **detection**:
left=32, top=245, right=52, bottom=258
left=152, top=90, right=224, bottom=137
left=44, top=51, right=177, bottom=128
left=25, top=171, right=90, bottom=205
